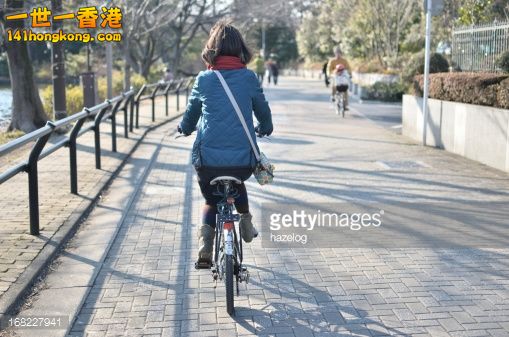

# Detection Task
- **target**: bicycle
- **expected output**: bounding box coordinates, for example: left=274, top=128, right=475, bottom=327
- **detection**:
left=334, top=85, right=349, bottom=118
left=176, top=130, right=264, bottom=316
left=203, top=175, right=249, bottom=316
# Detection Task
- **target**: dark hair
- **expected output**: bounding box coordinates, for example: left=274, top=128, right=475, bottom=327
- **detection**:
left=201, top=20, right=252, bottom=66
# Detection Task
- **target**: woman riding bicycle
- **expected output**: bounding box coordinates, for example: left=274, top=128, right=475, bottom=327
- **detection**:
left=177, top=20, right=274, bottom=267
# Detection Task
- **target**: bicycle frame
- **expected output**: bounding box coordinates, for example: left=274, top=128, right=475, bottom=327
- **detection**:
left=212, top=182, right=243, bottom=279
left=335, top=90, right=346, bottom=117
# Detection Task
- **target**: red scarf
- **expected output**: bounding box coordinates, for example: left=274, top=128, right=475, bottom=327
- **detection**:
left=208, top=56, right=246, bottom=70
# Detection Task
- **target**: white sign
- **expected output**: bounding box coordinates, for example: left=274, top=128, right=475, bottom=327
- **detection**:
left=424, top=0, right=444, bottom=16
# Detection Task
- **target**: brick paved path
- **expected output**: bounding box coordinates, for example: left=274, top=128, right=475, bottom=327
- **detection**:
left=7, top=77, right=509, bottom=337
left=0, top=96, right=181, bottom=302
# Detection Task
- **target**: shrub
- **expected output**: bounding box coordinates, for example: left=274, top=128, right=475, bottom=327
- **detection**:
left=97, top=71, right=129, bottom=101
left=355, top=58, right=385, bottom=73
left=402, top=52, right=449, bottom=85
left=40, top=85, right=53, bottom=114
left=362, top=81, right=405, bottom=102
left=66, top=85, right=84, bottom=114
left=413, top=72, right=509, bottom=109
left=428, top=53, right=450, bottom=73
left=41, top=84, right=84, bottom=116
left=497, top=51, right=509, bottom=73
left=130, top=73, right=146, bottom=92
left=0, top=129, right=25, bottom=145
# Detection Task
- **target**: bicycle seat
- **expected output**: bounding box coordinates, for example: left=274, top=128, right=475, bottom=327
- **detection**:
left=210, top=176, right=242, bottom=185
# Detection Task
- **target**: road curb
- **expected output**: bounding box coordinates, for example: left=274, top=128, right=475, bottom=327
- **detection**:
left=0, top=113, right=182, bottom=321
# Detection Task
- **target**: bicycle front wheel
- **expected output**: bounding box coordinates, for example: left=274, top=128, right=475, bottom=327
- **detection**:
left=225, top=254, right=235, bottom=315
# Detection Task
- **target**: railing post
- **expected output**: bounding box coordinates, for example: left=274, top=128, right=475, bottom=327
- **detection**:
left=176, top=88, right=180, bottom=111
left=123, top=95, right=129, bottom=138
left=129, top=95, right=134, bottom=132
left=69, top=112, right=88, bottom=194
left=94, top=105, right=109, bottom=170
left=151, top=85, right=158, bottom=122
left=123, top=90, right=133, bottom=138
left=134, top=85, right=145, bottom=129
left=27, top=121, right=55, bottom=235
left=110, top=99, right=122, bottom=152
left=136, top=100, right=140, bottom=128
left=164, top=82, right=171, bottom=117
left=186, top=81, right=190, bottom=105
left=165, top=90, right=169, bottom=116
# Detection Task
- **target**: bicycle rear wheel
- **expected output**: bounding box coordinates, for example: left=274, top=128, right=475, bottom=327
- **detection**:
left=225, top=254, right=235, bottom=315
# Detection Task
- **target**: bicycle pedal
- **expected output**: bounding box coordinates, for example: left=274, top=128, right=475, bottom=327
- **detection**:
left=239, top=267, right=250, bottom=283
left=195, top=261, right=212, bottom=269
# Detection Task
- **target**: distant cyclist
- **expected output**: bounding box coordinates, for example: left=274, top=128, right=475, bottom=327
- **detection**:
left=333, top=64, right=350, bottom=104
left=177, top=20, right=274, bottom=267
left=327, top=47, right=352, bottom=110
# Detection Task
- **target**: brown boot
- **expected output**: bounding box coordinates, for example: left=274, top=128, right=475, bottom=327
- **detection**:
left=239, top=213, right=258, bottom=243
left=195, top=224, right=215, bottom=269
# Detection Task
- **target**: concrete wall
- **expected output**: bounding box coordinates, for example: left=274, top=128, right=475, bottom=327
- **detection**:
left=403, top=94, right=509, bottom=172
left=351, top=72, right=399, bottom=86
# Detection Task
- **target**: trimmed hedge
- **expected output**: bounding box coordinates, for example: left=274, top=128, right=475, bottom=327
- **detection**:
left=497, top=51, right=509, bottom=73
left=413, top=72, right=509, bottom=109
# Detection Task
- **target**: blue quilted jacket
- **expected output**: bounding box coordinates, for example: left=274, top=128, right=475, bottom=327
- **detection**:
left=179, top=68, right=273, bottom=169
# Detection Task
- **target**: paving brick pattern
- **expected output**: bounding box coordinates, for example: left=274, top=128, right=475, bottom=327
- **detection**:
left=61, top=77, right=509, bottom=337
left=0, top=97, right=182, bottom=299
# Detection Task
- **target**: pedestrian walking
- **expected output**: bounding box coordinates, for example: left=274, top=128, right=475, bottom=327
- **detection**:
left=322, top=62, right=330, bottom=87
left=252, top=51, right=265, bottom=85
left=269, top=60, right=279, bottom=86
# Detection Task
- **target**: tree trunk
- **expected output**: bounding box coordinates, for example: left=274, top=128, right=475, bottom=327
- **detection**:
left=51, top=0, right=67, bottom=120
left=3, top=0, right=48, bottom=132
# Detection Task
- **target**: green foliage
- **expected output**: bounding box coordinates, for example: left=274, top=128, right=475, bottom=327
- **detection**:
left=497, top=51, right=509, bottom=73
left=41, top=85, right=84, bottom=116
left=413, top=72, right=509, bottom=108
left=457, top=0, right=494, bottom=25
left=145, top=61, right=166, bottom=83
left=34, top=66, right=52, bottom=82
left=296, top=0, right=345, bottom=62
left=250, top=25, right=298, bottom=66
left=97, top=71, right=126, bottom=101
left=355, top=59, right=386, bottom=73
left=0, top=129, right=25, bottom=145
left=362, top=81, right=406, bottom=102
left=41, top=85, right=53, bottom=115
left=402, top=52, right=449, bottom=86
left=41, top=70, right=147, bottom=118
left=65, top=53, right=88, bottom=77
left=130, top=73, right=146, bottom=92
left=66, top=85, right=85, bottom=114
left=298, top=0, right=421, bottom=69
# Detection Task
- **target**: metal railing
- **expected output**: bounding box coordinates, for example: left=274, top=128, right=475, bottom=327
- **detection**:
left=0, top=77, right=194, bottom=236
left=452, top=20, right=509, bottom=72
left=133, top=77, right=194, bottom=129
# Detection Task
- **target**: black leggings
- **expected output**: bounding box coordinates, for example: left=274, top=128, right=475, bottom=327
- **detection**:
left=196, top=167, right=252, bottom=228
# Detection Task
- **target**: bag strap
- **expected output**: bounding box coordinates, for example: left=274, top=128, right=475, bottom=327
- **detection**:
left=213, top=70, right=260, bottom=161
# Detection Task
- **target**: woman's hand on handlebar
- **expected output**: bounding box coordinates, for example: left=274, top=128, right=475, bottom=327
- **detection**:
left=255, top=125, right=272, bottom=138
left=175, top=124, right=190, bottom=139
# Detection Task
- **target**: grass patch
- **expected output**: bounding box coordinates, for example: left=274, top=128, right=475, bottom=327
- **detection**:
left=0, top=129, right=25, bottom=145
